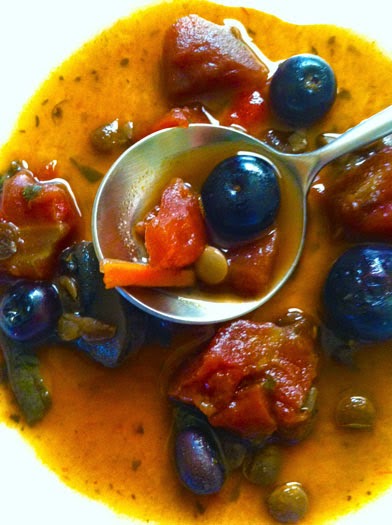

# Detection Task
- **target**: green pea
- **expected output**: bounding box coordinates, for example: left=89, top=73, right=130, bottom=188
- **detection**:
left=267, top=482, right=308, bottom=523
left=242, top=445, right=282, bottom=486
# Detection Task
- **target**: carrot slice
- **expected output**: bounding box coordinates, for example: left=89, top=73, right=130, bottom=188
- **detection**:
left=100, top=258, right=196, bottom=289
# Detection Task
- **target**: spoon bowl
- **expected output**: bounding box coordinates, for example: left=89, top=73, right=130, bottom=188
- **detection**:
left=92, top=105, right=392, bottom=324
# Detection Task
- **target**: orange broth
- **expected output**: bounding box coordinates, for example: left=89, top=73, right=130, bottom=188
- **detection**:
left=1, top=1, right=392, bottom=524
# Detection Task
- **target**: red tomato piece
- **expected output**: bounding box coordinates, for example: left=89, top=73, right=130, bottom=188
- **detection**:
left=36, top=159, right=59, bottom=181
left=318, top=145, right=392, bottom=239
left=169, top=317, right=318, bottom=439
left=163, top=15, right=268, bottom=99
left=0, top=168, right=81, bottom=279
left=150, top=104, right=211, bottom=133
left=144, top=178, right=207, bottom=269
left=1, top=169, right=79, bottom=228
left=226, top=229, right=278, bottom=296
left=220, top=89, right=269, bottom=135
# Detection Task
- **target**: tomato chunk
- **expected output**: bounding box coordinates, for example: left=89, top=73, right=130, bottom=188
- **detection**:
left=220, top=89, right=269, bottom=135
left=226, top=229, right=278, bottom=296
left=144, top=178, right=206, bottom=269
left=163, top=15, right=268, bottom=99
left=0, top=167, right=81, bottom=279
left=318, top=145, right=392, bottom=239
left=150, top=104, right=211, bottom=133
left=169, top=316, right=318, bottom=440
left=1, top=169, right=79, bottom=227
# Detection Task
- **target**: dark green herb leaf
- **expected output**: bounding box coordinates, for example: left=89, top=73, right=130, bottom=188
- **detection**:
left=22, top=184, right=42, bottom=202
left=70, top=157, right=103, bottom=182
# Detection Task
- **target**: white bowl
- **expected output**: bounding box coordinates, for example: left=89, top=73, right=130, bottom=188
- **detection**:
left=0, top=1, right=391, bottom=524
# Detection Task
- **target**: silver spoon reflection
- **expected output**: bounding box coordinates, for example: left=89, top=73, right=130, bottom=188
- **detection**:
left=92, top=105, right=392, bottom=324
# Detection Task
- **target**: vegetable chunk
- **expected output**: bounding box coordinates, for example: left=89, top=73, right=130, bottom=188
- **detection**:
left=0, top=167, right=81, bottom=279
left=320, top=145, right=392, bottom=239
left=163, top=15, right=268, bottom=99
left=226, top=229, right=278, bottom=296
left=144, top=178, right=206, bottom=269
left=169, top=316, right=318, bottom=440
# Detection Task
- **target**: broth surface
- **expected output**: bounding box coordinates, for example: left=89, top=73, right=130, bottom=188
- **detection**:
left=1, top=1, right=392, bottom=524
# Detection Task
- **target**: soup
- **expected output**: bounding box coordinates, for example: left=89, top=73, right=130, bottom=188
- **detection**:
left=0, top=1, right=392, bottom=524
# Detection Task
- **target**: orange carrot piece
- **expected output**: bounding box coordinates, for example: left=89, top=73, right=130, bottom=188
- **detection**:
left=100, top=258, right=196, bottom=289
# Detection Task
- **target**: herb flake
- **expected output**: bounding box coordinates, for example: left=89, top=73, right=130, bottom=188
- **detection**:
left=23, top=184, right=43, bottom=202
left=70, top=157, right=104, bottom=182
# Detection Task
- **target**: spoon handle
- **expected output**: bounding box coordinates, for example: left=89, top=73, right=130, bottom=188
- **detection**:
left=304, top=104, right=392, bottom=188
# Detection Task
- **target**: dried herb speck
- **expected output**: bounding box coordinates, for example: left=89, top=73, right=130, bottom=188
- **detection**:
left=52, top=102, right=64, bottom=122
left=131, top=459, right=141, bottom=471
left=195, top=501, right=206, bottom=515
left=338, top=88, right=352, bottom=100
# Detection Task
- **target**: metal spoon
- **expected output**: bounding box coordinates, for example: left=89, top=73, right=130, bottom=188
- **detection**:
left=92, top=104, right=392, bottom=324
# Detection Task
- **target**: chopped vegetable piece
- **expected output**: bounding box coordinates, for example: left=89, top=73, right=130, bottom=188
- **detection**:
left=0, top=330, right=51, bottom=425
left=144, top=178, right=206, bottom=269
left=150, top=104, right=211, bottom=133
left=169, top=316, right=318, bottom=439
left=0, top=223, right=71, bottom=280
left=226, top=229, right=278, bottom=296
left=220, top=89, right=268, bottom=135
left=100, top=259, right=196, bottom=288
left=0, top=166, right=81, bottom=279
left=319, top=145, right=392, bottom=239
left=1, top=169, right=80, bottom=226
left=58, top=242, right=148, bottom=367
left=163, top=15, right=268, bottom=99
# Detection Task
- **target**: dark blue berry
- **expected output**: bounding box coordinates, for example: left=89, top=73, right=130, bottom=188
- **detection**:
left=201, top=153, right=280, bottom=246
left=323, top=244, right=392, bottom=342
left=270, top=54, right=337, bottom=128
left=0, top=280, right=62, bottom=343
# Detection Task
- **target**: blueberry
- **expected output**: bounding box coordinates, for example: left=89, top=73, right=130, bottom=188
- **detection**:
left=270, top=54, right=337, bottom=128
left=323, top=244, right=392, bottom=342
left=201, top=153, right=280, bottom=246
left=0, top=280, right=62, bottom=343
left=174, top=426, right=226, bottom=495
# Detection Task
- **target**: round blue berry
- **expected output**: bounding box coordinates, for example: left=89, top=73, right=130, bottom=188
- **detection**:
left=323, top=244, right=392, bottom=342
left=201, top=153, right=280, bottom=246
left=270, top=54, right=337, bottom=128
